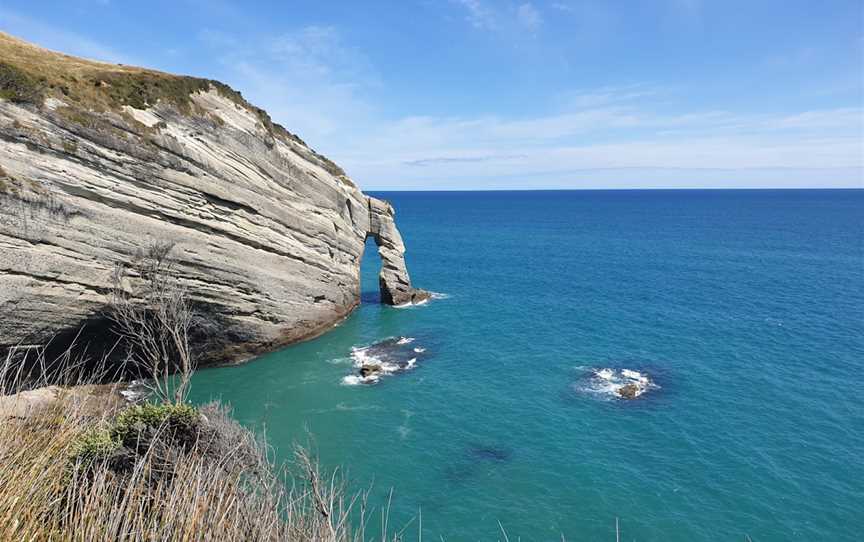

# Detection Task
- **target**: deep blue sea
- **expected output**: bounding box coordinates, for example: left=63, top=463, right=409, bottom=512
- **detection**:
left=188, top=190, right=864, bottom=541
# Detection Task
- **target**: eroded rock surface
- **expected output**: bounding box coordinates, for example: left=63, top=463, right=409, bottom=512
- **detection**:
left=0, top=32, right=424, bottom=364
left=367, top=198, right=430, bottom=306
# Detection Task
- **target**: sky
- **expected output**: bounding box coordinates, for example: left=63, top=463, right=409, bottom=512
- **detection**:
left=1, top=1, right=862, bottom=190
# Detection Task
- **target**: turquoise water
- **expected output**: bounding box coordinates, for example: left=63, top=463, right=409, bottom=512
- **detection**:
left=188, top=190, right=863, bottom=541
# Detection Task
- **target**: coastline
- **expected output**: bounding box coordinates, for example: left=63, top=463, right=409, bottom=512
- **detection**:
left=208, top=296, right=362, bottom=368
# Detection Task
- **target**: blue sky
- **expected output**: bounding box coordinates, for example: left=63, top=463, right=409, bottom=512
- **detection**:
left=1, top=1, right=862, bottom=190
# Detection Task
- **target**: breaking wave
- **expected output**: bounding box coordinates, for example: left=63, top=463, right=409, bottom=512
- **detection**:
left=574, top=367, right=659, bottom=400
left=393, top=291, right=451, bottom=309
left=341, top=336, right=429, bottom=385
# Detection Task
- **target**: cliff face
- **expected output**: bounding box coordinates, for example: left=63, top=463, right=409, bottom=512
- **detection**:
left=0, top=33, right=426, bottom=363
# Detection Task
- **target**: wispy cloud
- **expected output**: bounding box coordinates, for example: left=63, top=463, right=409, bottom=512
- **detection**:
left=451, top=0, right=543, bottom=33
left=10, top=3, right=852, bottom=191
left=404, top=154, right=529, bottom=167
left=194, top=23, right=862, bottom=189
left=452, top=0, right=496, bottom=30
left=335, top=99, right=862, bottom=189
left=198, top=25, right=378, bottom=143
left=556, top=84, right=664, bottom=109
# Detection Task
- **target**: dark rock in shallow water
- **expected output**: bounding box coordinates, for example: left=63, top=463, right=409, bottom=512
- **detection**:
left=445, top=446, right=512, bottom=485
left=359, top=364, right=381, bottom=378
left=573, top=367, right=658, bottom=400
left=618, top=383, right=640, bottom=399
left=342, top=336, right=428, bottom=385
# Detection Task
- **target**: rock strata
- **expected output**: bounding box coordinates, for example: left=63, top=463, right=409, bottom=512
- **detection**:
left=367, top=198, right=430, bottom=306
left=0, top=32, right=425, bottom=364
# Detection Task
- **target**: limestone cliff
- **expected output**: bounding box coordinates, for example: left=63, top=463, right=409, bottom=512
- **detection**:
left=0, top=32, right=427, bottom=363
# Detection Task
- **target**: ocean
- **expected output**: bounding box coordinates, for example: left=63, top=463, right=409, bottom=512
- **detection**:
left=187, top=189, right=863, bottom=541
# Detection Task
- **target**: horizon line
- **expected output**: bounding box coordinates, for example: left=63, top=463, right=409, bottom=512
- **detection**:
left=363, top=186, right=864, bottom=193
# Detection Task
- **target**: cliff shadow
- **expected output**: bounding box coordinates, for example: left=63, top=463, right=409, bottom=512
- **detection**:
left=1, top=302, right=242, bottom=390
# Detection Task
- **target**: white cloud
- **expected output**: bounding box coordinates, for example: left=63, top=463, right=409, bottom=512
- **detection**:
left=195, top=25, right=863, bottom=189
left=1, top=5, right=858, bottom=190
left=330, top=101, right=863, bottom=189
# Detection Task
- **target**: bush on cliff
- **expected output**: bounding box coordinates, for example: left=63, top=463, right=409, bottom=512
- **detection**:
left=111, top=402, right=199, bottom=441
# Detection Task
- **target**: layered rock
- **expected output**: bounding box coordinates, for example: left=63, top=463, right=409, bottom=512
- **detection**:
left=367, top=198, right=430, bottom=305
left=0, top=32, right=424, bottom=364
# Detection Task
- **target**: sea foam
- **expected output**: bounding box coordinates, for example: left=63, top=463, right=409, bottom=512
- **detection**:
left=575, top=367, right=658, bottom=400
left=340, top=336, right=428, bottom=385
left=393, top=291, right=451, bottom=309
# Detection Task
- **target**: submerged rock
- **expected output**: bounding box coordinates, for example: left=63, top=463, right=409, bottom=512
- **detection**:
left=468, top=444, right=513, bottom=462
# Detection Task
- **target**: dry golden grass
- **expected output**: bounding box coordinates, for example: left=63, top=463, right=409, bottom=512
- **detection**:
left=0, top=348, right=403, bottom=541
left=0, top=31, right=151, bottom=76
left=0, top=30, right=348, bottom=177
left=0, top=30, right=209, bottom=110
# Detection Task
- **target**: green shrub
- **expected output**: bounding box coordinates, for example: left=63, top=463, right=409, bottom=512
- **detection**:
left=69, top=428, right=120, bottom=464
left=112, top=402, right=199, bottom=442
left=97, top=72, right=211, bottom=112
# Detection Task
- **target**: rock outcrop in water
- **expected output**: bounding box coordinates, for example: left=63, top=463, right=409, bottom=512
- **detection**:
left=367, top=198, right=430, bottom=306
left=0, top=32, right=425, bottom=364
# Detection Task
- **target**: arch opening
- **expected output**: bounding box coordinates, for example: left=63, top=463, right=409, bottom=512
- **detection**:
left=363, top=196, right=429, bottom=306
left=360, top=233, right=383, bottom=304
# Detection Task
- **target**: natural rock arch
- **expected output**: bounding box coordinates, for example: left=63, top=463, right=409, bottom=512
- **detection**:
left=365, top=197, right=430, bottom=306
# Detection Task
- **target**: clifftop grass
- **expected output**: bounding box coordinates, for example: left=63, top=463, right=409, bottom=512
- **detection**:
left=0, top=31, right=347, bottom=178
left=0, top=61, right=44, bottom=104
left=0, top=31, right=225, bottom=114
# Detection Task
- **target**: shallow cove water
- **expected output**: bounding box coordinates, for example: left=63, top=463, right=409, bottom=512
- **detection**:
left=187, top=189, right=863, bottom=541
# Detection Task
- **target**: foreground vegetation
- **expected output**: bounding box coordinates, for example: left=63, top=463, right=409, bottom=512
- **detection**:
left=0, top=242, right=402, bottom=541
left=0, top=360, right=393, bottom=541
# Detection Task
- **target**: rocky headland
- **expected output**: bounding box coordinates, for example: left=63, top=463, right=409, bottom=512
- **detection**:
left=0, top=32, right=428, bottom=366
